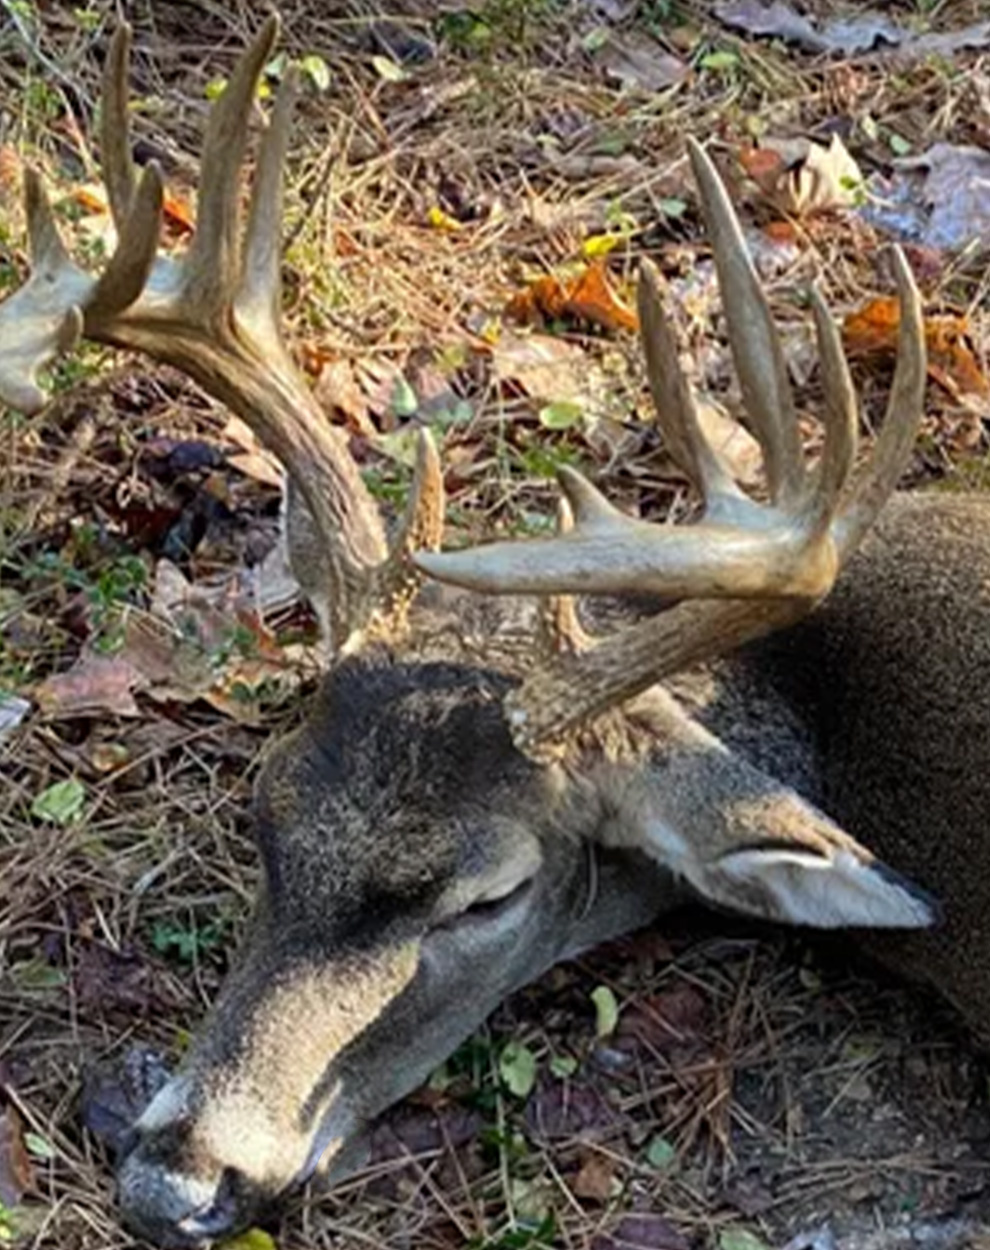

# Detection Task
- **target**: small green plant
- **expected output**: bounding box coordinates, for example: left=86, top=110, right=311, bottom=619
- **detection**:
left=152, top=916, right=228, bottom=964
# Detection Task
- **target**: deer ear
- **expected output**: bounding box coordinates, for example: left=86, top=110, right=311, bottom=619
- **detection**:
left=704, top=840, right=937, bottom=929
left=603, top=694, right=939, bottom=930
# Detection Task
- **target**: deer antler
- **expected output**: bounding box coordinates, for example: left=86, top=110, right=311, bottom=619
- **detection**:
left=417, top=139, right=926, bottom=756
left=0, top=18, right=443, bottom=650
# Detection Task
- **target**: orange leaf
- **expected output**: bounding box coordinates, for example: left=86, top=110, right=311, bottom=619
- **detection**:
left=843, top=296, right=989, bottom=399
left=563, top=261, right=639, bottom=332
left=162, top=192, right=195, bottom=235
left=72, top=186, right=109, bottom=214
left=506, top=263, right=638, bottom=332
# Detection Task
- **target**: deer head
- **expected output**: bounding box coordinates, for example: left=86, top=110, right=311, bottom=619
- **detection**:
left=0, top=17, right=933, bottom=1245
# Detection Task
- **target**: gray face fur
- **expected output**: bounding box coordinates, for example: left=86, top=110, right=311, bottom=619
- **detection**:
left=115, top=568, right=943, bottom=1246
left=116, top=657, right=677, bottom=1243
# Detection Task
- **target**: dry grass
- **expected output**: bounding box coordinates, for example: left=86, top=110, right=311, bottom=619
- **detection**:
left=2, top=1, right=990, bottom=1247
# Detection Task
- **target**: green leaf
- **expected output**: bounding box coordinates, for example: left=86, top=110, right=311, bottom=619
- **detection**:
left=538, top=400, right=583, bottom=431
left=888, top=132, right=912, bottom=157
left=590, top=985, right=619, bottom=1037
left=391, top=375, right=419, bottom=417
left=371, top=54, right=406, bottom=83
left=30, top=778, right=85, bottom=825
left=23, top=1132, right=55, bottom=1160
left=549, top=1053, right=578, bottom=1079
left=499, top=1040, right=537, bottom=1098
left=645, top=1135, right=677, bottom=1170
left=659, top=197, right=688, bottom=219
left=218, top=1230, right=278, bottom=1250
left=204, top=76, right=228, bottom=101
left=300, top=54, right=331, bottom=93
left=718, top=1230, right=771, bottom=1250
left=583, top=26, right=610, bottom=52
left=700, top=49, right=739, bottom=71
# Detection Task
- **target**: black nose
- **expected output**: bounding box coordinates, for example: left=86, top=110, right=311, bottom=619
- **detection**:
left=117, top=1152, right=243, bottom=1247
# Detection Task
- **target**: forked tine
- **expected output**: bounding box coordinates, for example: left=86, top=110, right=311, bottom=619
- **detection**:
left=417, top=139, right=926, bottom=757
left=636, top=260, right=746, bottom=518
left=804, top=286, right=858, bottom=536
left=101, top=25, right=137, bottom=227
left=687, top=138, right=804, bottom=509
left=184, top=16, right=280, bottom=315
left=835, top=248, right=925, bottom=557
left=0, top=18, right=445, bottom=653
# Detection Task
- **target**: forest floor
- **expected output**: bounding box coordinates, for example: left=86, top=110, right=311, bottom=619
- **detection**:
left=2, top=1, right=990, bottom=1248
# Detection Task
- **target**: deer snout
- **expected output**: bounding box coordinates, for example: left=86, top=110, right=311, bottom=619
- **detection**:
left=117, top=1147, right=257, bottom=1247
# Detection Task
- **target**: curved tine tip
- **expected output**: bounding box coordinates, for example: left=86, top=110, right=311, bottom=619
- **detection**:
left=556, top=466, right=619, bottom=526
left=685, top=135, right=719, bottom=189
left=890, top=245, right=922, bottom=316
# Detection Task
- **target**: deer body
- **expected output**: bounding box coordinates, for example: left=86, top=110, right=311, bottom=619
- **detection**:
left=3, top=17, right=981, bottom=1246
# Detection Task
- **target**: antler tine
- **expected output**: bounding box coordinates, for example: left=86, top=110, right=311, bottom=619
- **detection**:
left=183, top=15, right=280, bottom=315
left=86, top=166, right=164, bottom=324
left=637, top=258, right=754, bottom=522
left=686, top=137, right=805, bottom=510
left=415, top=138, right=926, bottom=757
left=834, top=248, right=925, bottom=557
left=239, top=60, right=298, bottom=338
left=803, top=284, right=858, bottom=536
left=0, top=172, right=85, bottom=414
left=101, top=24, right=137, bottom=228
left=1, top=19, right=454, bottom=653
left=369, top=429, right=446, bottom=628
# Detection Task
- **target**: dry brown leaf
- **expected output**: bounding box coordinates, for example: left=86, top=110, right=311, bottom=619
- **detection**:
left=572, top=1149, right=619, bottom=1202
left=491, top=333, right=594, bottom=405
left=507, top=261, right=638, bottom=333
left=0, top=1107, right=34, bottom=1208
left=844, top=296, right=989, bottom=401
left=593, top=29, right=689, bottom=92
left=221, top=415, right=283, bottom=489
left=716, top=1, right=990, bottom=62
left=693, top=402, right=764, bottom=488
left=895, top=144, right=990, bottom=251
left=34, top=653, right=147, bottom=718
left=313, top=357, right=378, bottom=437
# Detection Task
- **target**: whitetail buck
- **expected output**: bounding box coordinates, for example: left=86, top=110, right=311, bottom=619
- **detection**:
left=5, top=15, right=989, bottom=1247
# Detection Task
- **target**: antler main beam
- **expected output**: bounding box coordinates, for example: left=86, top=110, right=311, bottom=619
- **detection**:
left=417, top=140, right=926, bottom=756
left=0, top=18, right=443, bottom=650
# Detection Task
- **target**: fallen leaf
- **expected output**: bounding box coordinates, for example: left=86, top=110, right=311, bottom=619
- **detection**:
left=593, top=29, right=689, bottom=92
left=744, top=135, right=863, bottom=216
left=499, top=1040, right=537, bottom=1099
left=222, top=416, right=284, bottom=488
left=715, top=2, right=990, bottom=63
left=312, top=358, right=378, bottom=438
left=30, top=778, right=87, bottom=825
left=591, top=1213, right=690, bottom=1250
left=0, top=1107, right=34, bottom=1207
left=0, top=694, right=30, bottom=740
left=507, top=261, right=638, bottom=332
left=34, top=653, right=147, bottom=718
left=218, top=1230, right=278, bottom=1250
left=895, top=144, right=990, bottom=250
left=491, top=333, right=592, bottom=404
left=573, top=1149, right=618, bottom=1202
left=427, top=204, right=463, bottom=231
left=591, top=984, right=620, bottom=1037
left=694, top=402, right=764, bottom=488
left=719, top=1230, right=771, bottom=1250
left=843, top=297, right=989, bottom=401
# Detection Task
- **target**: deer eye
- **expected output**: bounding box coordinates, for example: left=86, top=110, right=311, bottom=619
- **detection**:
left=432, top=877, right=535, bottom=934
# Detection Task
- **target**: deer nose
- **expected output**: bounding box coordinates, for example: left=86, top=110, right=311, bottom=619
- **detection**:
left=117, top=1151, right=244, bottom=1247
